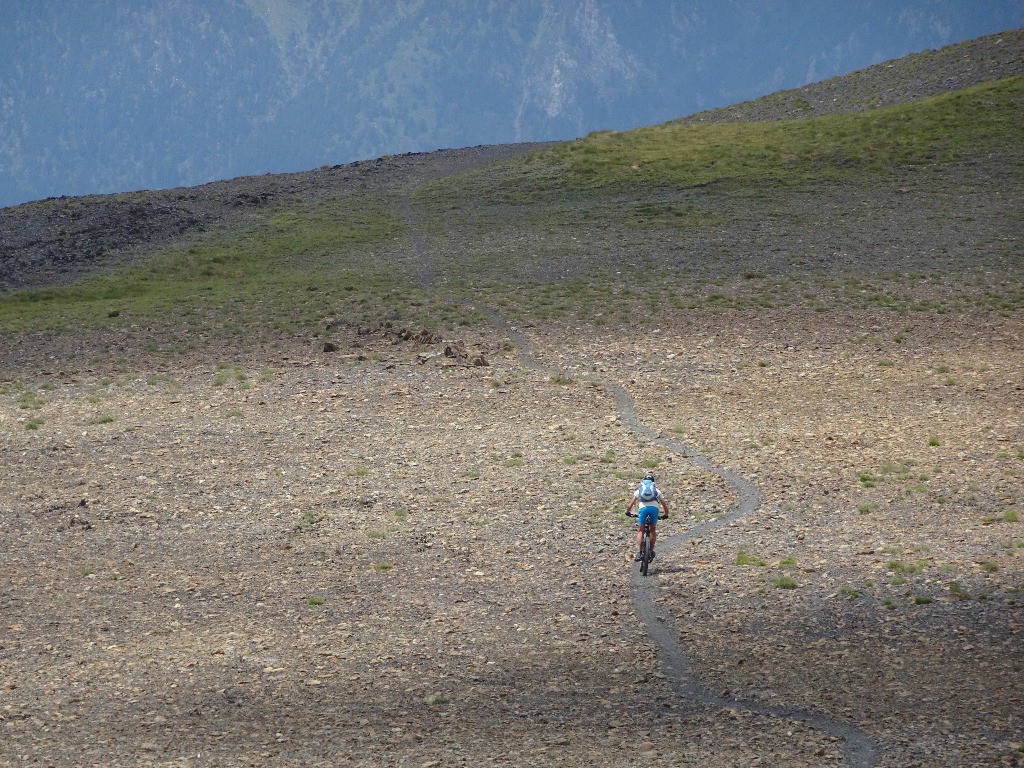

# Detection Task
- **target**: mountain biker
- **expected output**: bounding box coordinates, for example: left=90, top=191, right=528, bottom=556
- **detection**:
left=625, top=474, right=669, bottom=561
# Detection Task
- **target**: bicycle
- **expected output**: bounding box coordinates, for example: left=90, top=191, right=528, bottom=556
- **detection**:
left=626, top=510, right=664, bottom=576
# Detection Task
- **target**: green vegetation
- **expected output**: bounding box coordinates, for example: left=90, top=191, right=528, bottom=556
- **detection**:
left=736, top=550, right=766, bottom=567
left=18, top=391, right=46, bottom=410
left=3, top=75, right=1021, bottom=360
left=773, top=575, right=799, bottom=589
left=887, top=559, right=928, bottom=574
left=293, top=510, right=322, bottom=534
left=0, top=198, right=427, bottom=342
left=949, top=582, right=970, bottom=600
left=504, top=451, right=525, bottom=468
left=476, top=77, right=1024, bottom=197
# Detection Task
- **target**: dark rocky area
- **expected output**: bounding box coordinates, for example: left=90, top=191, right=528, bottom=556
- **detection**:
left=0, top=143, right=554, bottom=292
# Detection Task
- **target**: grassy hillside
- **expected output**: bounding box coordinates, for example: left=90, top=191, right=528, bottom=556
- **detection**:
left=0, top=72, right=1021, bottom=366
left=415, top=76, right=1022, bottom=320
left=435, top=76, right=1023, bottom=198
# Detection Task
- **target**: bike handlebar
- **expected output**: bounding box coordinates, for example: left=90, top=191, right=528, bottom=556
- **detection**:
left=626, top=511, right=667, bottom=519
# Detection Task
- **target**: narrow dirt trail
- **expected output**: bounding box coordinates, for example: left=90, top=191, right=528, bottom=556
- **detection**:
left=400, top=146, right=880, bottom=768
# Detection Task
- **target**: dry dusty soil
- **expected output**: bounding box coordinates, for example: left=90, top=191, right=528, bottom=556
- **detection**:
left=1, top=303, right=1022, bottom=767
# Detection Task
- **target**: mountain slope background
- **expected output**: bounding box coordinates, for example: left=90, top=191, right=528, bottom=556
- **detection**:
left=2, top=0, right=1024, bottom=208
left=1, top=29, right=1022, bottom=768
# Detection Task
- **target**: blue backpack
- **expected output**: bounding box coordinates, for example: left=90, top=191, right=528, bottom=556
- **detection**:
left=638, top=478, right=658, bottom=503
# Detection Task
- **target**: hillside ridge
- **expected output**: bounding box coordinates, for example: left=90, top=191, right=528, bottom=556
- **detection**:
left=676, top=27, right=1024, bottom=124
left=1, top=28, right=1021, bottom=295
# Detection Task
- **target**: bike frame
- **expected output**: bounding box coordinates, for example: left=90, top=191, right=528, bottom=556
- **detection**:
left=629, top=511, right=661, bottom=576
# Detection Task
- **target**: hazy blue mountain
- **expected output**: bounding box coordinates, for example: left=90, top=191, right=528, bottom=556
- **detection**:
left=2, top=0, right=1022, bottom=207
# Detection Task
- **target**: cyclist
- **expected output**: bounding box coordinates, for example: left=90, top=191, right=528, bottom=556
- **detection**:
left=625, top=473, right=669, bottom=561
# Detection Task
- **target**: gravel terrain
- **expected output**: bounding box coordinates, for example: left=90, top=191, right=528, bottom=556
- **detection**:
left=677, top=28, right=1024, bottom=124
left=2, top=29, right=1023, bottom=768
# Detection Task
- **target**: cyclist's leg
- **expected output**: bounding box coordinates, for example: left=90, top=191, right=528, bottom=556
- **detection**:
left=649, top=523, right=657, bottom=552
left=635, top=508, right=651, bottom=554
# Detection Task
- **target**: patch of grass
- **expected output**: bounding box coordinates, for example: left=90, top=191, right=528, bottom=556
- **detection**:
left=1005, top=510, right=1019, bottom=523
left=373, top=562, right=393, bottom=571
left=600, top=449, right=616, bottom=464
left=773, top=575, right=798, bottom=589
left=840, top=586, right=860, bottom=597
left=858, top=472, right=877, bottom=488
left=365, top=530, right=385, bottom=540
left=913, top=595, right=933, bottom=605
left=293, top=511, right=322, bottom=534
left=17, top=391, right=46, bottom=410
left=86, top=415, right=115, bottom=425
left=928, top=437, right=941, bottom=447
left=24, top=418, right=43, bottom=430
left=948, top=582, right=970, bottom=600
left=980, top=562, right=999, bottom=573
left=736, top=550, right=766, bottom=567
left=857, top=502, right=879, bottom=515
left=307, top=597, right=326, bottom=606
left=504, top=452, right=525, bottom=468
left=347, top=467, right=370, bottom=477
left=778, top=556, right=797, bottom=568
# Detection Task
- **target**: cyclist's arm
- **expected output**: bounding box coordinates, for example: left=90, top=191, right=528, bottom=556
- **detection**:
left=658, top=495, right=670, bottom=517
left=624, top=494, right=638, bottom=514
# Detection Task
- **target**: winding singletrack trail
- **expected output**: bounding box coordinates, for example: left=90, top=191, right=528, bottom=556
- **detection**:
left=400, top=146, right=880, bottom=768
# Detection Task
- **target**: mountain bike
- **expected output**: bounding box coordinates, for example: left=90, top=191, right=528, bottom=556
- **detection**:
left=626, top=511, right=664, bottom=576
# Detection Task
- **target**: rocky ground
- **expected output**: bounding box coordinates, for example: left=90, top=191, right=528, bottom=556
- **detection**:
left=1, top=306, right=1021, bottom=767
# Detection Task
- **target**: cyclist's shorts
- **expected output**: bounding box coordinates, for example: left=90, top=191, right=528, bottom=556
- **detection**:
left=637, top=505, right=659, bottom=526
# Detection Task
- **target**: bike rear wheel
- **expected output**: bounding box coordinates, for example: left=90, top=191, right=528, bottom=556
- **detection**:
left=639, top=528, right=650, bottom=576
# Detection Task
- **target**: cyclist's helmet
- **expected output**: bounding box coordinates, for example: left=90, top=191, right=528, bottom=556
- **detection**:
left=643, top=473, right=655, bottom=482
